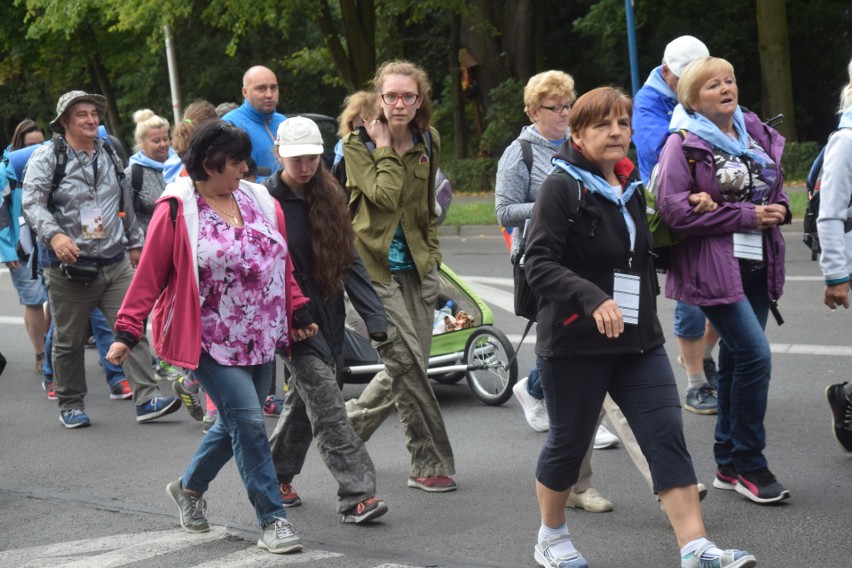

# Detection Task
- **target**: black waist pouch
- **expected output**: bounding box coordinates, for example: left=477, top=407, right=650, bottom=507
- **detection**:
left=60, top=262, right=99, bottom=284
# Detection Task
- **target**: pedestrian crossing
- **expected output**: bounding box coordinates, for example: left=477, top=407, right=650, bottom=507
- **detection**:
left=0, top=527, right=422, bottom=568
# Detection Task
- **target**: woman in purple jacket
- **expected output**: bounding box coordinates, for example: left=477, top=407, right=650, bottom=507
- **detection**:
left=656, top=56, right=791, bottom=505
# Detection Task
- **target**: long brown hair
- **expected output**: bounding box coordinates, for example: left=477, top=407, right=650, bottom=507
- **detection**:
left=303, top=167, right=355, bottom=298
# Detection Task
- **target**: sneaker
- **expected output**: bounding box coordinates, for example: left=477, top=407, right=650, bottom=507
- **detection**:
left=825, top=383, right=852, bottom=453
left=681, top=540, right=756, bottom=568
left=156, top=360, right=185, bottom=382
left=593, top=423, right=619, bottom=449
left=512, top=376, right=548, bottom=432
left=713, top=465, right=738, bottom=491
left=34, top=352, right=45, bottom=374
left=684, top=384, right=718, bottom=415
left=341, top=497, right=388, bottom=524
left=136, top=396, right=182, bottom=423
left=165, top=479, right=209, bottom=533
left=257, top=517, right=302, bottom=554
left=407, top=475, right=457, bottom=493
left=202, top=412, right=218, bottom=433
left=565, top=488, right=612, bottom=513
left=59, top=408, right=91, bottom=429
left=109, top=379, right=133, bottom=400
left=173, top=379, right=204, bottom=421
left=43, top=379, right=57, bottom=401
left=279, top=482, right=302, bottom=507
left=704, top=357, right=718, bottom=392
left=263, top=395, right=284, bottom=417
left=736, top=468, right=790, bottom=504
left=534, top=533, right=589, bottom=568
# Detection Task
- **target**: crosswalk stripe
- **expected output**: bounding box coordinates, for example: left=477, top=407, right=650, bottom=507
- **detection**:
left=193, top=546, right=342, bottom=567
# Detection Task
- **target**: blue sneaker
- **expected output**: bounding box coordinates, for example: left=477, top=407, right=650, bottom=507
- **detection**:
left=136, top=396, right=182, bottom=423
left=263, top=395, right=284, bottom=417
left=59, top=409, right=91, bottom=429
left=534, top=533, right=588, bottom=568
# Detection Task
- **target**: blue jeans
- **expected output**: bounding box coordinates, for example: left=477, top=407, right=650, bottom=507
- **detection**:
left=90, top=308, right=126, bottom=388
left=183, top=353, right=285, bottom=528
left=527, top=365, right=544, bottom=400
left=673, top=301, right=706, bottom=340
left=700, top=269, right=771, bottom=474
left=42, top=309, right=125, bottom=388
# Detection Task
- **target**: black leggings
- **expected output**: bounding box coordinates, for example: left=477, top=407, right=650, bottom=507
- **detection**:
left=536, top=345, right=696, bottom=493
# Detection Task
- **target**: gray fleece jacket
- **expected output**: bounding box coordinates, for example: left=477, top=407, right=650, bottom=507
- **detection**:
left=495, top=125, right=563, bottom=260
left=817, top=128, right=852, bottom=284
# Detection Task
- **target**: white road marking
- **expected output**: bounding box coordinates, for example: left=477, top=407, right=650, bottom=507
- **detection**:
left=193, top=547, right=342, bottom=567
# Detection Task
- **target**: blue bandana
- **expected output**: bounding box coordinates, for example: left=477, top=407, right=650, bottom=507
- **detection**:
left=669, top=104, right=766, bottom=166
left=552, top=157, right=642, bottom=250
left=839, top=108, right=852, bottom=129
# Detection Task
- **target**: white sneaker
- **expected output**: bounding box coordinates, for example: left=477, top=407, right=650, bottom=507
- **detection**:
left=512, top=377, right=549, bottom=432
left=594, top=423, right=619, bottom=449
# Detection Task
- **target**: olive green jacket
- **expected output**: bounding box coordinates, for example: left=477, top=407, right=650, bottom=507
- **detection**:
left=343, top=126, right=441, bottom=284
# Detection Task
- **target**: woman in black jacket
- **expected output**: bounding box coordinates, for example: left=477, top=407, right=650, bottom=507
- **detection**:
left=264, top=116, right=389, bottom=525
left=523, top=87, right=755, bottom=568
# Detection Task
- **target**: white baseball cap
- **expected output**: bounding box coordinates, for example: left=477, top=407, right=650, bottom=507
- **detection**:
left=663, top=36, right=710, bottom=77
left=275, top=116, right=324, bottom=158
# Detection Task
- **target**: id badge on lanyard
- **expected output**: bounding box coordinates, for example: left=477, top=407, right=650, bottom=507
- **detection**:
left=80, top=206, right=106, bottom=240
left=613, top=270, right=640, bottom=325
left=733, top=231, right=763, bottom=260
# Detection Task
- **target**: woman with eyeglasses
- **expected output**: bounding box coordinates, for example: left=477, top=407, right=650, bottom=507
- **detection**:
left=342, top=60, right=456, bottom=493
left=107, top=120, right=317, bottom=554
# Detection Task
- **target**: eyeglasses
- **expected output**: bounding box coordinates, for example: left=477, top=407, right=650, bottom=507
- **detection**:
left=380, top=93, right=420, bottom=106
left=541, top=103, right=572, bottom=113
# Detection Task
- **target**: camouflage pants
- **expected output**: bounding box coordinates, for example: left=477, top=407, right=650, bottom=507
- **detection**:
left=269, top=354, right=376, bottom=512
left=345, top=269, right=456, bottom=478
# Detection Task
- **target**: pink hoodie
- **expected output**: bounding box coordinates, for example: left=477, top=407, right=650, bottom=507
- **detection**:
left=114, top=178, right=309, bottom=369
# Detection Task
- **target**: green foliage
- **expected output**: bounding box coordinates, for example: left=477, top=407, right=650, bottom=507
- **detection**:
left=781, top=141, right=822, bottom=182
left=479, top=78, right=527, bottom=157
left=441, top=157, right=498, bottom=194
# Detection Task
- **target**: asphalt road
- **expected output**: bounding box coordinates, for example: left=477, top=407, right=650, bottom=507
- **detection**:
left=0, top=222, right=850, bottom=567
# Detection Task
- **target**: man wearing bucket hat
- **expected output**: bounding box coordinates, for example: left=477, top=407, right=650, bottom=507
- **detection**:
left=22, top=90, right=182, bottom=429
left=632, top=37, right=722, bottom=418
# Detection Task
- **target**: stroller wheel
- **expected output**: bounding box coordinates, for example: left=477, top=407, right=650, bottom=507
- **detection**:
left=463, top=326, right=517, bottom=406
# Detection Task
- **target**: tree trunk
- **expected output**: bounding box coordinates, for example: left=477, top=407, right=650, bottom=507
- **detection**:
left=317, top=0, right=376, bottom=93
left=502, top=0, right=535, bottom=80
left=756, top=0, right=797, bottom=141
left=460, top=0, right=510, bottom=108
left=449, top=11, right=467, bottom=159
left=86, top=53, right=126, bottom=152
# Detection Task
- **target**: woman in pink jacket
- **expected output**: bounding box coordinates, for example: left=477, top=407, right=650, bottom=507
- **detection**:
left=107, top=120, right=317, bottom=555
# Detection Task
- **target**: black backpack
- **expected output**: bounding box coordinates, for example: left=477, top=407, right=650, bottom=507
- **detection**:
left=802, top=138, right=852, bottom=260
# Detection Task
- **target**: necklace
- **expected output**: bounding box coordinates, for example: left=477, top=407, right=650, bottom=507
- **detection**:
left=205, top=193, right=241, bottom=225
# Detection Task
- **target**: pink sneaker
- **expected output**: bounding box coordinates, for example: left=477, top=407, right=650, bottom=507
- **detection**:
left=406, top=475, right=457, bottom=493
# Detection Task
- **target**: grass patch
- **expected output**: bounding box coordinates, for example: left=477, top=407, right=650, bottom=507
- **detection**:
left=444, top=201, right=498, bottom=226
left=445, top=186, right=809, bottom=226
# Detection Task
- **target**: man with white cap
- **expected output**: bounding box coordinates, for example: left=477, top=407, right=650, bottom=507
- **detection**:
left=22, top=90, right=181, bottom=428
left=633, top=37, right=721, bottom=417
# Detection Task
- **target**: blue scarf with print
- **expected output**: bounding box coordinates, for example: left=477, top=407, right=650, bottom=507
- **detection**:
left=669, top=104, right=766, bottom=166
left=551, top=158, right=641, bottom=250
left=128, top=148, right=175, bottom=171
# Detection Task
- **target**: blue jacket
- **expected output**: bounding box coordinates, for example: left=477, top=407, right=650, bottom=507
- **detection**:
left=632, top=66, right=677, bottom=184
left=222, top=101, right=286, bottom=181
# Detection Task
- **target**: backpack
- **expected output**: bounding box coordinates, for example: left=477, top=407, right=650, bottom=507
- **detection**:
left=513, top=174, right=587, bottom=322
left=802, top=138, right=852, bottom=261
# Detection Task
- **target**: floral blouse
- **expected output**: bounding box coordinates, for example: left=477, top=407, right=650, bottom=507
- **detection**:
left=196, top=190, right=288, bottom=366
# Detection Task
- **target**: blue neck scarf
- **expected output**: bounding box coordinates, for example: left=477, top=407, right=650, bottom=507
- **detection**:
left=552, top=157, right=641, bottom=250
left=162, top=152, right=185, bottom=183
left=644, top=66, right=677, bottom=103
left=669, top=104, right=766, bottom=166
left=128, top=148, right=175, bottom=171
left=839, top=108, right=852, bottom=129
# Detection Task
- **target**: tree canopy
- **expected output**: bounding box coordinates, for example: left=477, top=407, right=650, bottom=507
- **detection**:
left=2, top=0, right=850, bottom=154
